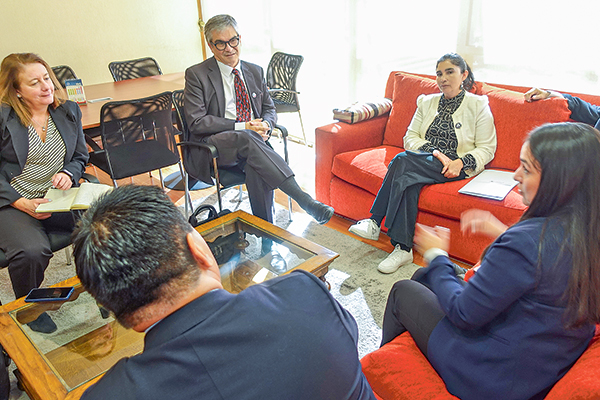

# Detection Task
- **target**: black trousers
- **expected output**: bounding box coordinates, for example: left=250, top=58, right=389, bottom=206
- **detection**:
left=370, top=151, right=466, bottom=249
left=207, top=130, right=293, bottom=222
left=380, top=269, right=447, bottom=357
left=0, top=206, right=75, bottom=299
left=0, top=343, right=8, bottom=400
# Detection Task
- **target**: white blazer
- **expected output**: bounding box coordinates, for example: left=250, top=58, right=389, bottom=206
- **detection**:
left=403, top=92, right=497, bottom=177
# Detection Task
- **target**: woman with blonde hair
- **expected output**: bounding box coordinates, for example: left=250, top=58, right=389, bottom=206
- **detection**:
left=0, top=53, right=88, bottom=332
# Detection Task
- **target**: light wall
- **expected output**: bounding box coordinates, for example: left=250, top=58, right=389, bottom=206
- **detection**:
left=0, top=0, right=205, bottom=85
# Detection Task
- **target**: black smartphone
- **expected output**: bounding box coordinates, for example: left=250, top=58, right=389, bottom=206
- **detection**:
left=24, top=287, right=74, bottom=302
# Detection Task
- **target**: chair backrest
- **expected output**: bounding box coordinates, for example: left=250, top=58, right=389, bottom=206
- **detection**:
left=172, top=89, right=189, bottom=140
left=108, top=57, right=162, bottom=82
left=51, top=65, right=77, bottom=88
left=266, top=52, right=304, bottom=108
left=98, top=91, right=180, bottom=180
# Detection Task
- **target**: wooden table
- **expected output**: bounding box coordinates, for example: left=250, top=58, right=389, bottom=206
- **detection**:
left=79, top=72, right=185, bottom=130
left=0, top=210, right=338, bottom=400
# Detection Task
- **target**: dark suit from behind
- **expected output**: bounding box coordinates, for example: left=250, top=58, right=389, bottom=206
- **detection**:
left=184, top=57, right=293, bottom=222
left=80, top=270, right=376, bottom=400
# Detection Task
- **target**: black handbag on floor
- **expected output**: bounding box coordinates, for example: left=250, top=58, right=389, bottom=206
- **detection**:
left=189, top=205, right=246, bottom=265
left=188, top=204, right=230, bottom=228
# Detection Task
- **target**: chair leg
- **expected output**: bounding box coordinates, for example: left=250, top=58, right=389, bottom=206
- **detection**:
left=158, top=169, right=165, bottom=190
left=213, top=159, right=224, bottom=212
left=288, top=196, right=293, bottom=221
left=238, top=185, right=243, bottom=202
left=297, top=110, right=309, bottom=147
left=112, top=179, right=119, bottom=187
left=64, top=247, right=72, bottom=265
left=180, top=162, right=192, bottom=218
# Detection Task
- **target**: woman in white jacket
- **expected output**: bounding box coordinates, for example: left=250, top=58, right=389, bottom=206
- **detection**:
left=349, top=53, right=496, bottom=273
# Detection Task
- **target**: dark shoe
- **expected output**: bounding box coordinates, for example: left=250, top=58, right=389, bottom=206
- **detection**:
left=306, top=201, right=334, bottom=225
left=27, top=312, right=57, bottom=334
left=98, top=306, right=110, bottom=319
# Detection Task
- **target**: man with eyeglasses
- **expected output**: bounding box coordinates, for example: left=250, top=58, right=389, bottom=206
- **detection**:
left=184, top=14, right=333, bottom=225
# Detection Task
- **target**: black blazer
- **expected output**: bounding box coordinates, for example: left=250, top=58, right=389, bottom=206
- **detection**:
left=0, top=101, right=89, bottom=209
left=183, top=57, right=277, bottom=183
left=80, top=271, right=376, bottom=400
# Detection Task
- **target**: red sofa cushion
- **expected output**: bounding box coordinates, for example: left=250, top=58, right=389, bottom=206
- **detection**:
left=481, top=84, right=572, bottom=171
left=332, top=145, right=527, bottom=225
left=361, top=332, right=459, bottom=400
left=418, top=176, right=526, bottom=225
left=332, top=146, right=403, bottom=196
left=383, top=73, right=439, bottom=147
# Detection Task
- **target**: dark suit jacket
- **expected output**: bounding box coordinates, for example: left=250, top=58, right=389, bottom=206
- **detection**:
left=416, top=217, right=595, bottom=400
left=562, top=93, right=600, bottom=129
left=0, top=101, right=89, bottom=209
left=81, top=270, right=376, bottom=400
left=183, top=57, right=277, bottom=183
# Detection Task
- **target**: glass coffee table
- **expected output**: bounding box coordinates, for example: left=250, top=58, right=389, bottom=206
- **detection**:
left=195, top=210, right=338, bottom=292
left=0, top=210, right=338, bottom=400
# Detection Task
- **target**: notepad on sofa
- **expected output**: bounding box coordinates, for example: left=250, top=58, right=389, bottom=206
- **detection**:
left=36, top=182, right=113, bottom=213
left=458, top=170, right=517, bottom=201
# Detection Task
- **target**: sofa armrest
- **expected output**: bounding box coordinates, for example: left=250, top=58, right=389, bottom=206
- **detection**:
left=544, top=327, right=600, bottom=400
left=315, top=115, right=388, bottom=204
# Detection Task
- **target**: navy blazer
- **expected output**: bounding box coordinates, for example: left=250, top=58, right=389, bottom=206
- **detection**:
left=80, top=270, right=375, bottom=400
left=183, top=57, right=277, bottom=183
left=562, top=93, right=600, bottom=129
left=416, top=217, right=595, bottom=400
left=0, top=101, right=89, bottom=209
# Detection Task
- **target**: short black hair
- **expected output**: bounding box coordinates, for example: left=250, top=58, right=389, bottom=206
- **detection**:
left=72, top=185, right=198, bottom=327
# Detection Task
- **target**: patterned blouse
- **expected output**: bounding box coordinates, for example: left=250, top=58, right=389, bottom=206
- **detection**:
left=10, top=115, right=67, bottom=199
left=418, top=90, right=477, bottom=171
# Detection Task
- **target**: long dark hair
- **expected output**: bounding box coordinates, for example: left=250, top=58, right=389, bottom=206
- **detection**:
left=436, top=53, right=475, bottom=92
left=521, top=122, right=600, bottom=327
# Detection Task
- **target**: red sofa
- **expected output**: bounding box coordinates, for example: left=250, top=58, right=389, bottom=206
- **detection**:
left=315, top=71, right=600, bottom=264
left=360, top=267, right=600, bottom=399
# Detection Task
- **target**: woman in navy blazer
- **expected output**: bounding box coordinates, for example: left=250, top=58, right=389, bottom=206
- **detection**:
left=0, top=53, right=88, bottom=332
left=381, top=122, right=600, bottom=400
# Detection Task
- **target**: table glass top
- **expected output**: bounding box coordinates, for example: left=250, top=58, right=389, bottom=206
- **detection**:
left=197, top=215, right=316, bottom=293
left=9, top=285, right=144, bottom=391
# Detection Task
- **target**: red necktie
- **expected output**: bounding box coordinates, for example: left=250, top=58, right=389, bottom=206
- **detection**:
left=232, top=69, right=251, bottom=122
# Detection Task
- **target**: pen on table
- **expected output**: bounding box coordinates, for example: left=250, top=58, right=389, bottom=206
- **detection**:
left=87, top=97, right=112, bottom=103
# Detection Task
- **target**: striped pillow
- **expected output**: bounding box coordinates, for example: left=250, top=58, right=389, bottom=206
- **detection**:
left=333, top=98, right=392, bottom=124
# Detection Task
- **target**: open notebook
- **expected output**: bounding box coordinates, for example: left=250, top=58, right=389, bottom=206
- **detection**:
left=458, top=170, right=517, bottom=201
left=36, top=182, right=113, bottom=213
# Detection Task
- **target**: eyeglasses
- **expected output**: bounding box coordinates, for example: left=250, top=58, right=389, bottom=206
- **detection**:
left=211, top=36, right=240, bottom=51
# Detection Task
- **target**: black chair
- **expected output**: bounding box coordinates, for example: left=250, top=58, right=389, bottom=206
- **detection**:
left=51, top=65, right=77, bottom=89
left=87, top=91, right=184, bottom=189
left=108, top=57, right=162, bottom=82
left=172, top=90, right=292, bottom=220
left=266, top=52, right=307, bottom=146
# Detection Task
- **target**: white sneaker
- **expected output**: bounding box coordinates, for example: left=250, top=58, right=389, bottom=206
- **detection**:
left=377, top=246, right=413, bottom=274
left=348, top=219, right=381, bottom=240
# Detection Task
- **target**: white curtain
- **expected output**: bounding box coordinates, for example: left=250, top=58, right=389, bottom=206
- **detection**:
left=200, top=0, right=600, bottom=142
